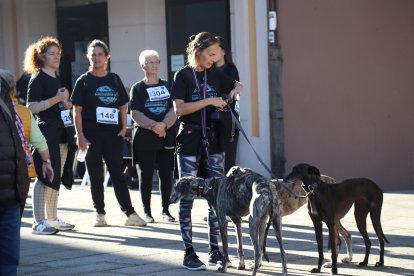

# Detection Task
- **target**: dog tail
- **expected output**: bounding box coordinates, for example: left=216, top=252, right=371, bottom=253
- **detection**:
left=263, top=219, right=272, bottom=262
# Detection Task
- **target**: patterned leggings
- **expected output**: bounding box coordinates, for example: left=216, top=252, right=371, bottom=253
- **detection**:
left=178, top=152, right=224, bottom=251
left=32, top=144, right=68, bottom=223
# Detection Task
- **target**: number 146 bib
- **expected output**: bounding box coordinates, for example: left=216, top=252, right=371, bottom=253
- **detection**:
left=96, top=107, right=118, bottom=125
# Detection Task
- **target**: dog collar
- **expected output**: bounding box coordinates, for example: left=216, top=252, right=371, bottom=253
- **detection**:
left=196, top=184, right=205, bottom=197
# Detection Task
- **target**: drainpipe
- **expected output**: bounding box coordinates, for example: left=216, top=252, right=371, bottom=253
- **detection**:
left=267, top=0, right=285, bottom=178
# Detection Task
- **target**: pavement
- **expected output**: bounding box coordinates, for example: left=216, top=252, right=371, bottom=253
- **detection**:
left=18, top=181, right=414, bottom=276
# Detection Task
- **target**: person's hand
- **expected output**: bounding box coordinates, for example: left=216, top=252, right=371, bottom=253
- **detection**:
left=56, top=88, right=69, bottom=102
left=62, top=99, right=72, bottom=110
left=208, top=97, right=228, bottom=110
left=229, top=83, right=243, bottom=100
left=151, top=122, right=167, bottom=138
left=76, top=133, right=88, bottom=151
left=42, top=161, right=54, bottom=183
left=117, top=127, right=127, bottom=138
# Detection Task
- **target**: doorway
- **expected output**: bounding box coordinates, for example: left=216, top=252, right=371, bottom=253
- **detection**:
left=165, top=0, right=230, bottom=82
left=56, top=1, right=109, bottom=89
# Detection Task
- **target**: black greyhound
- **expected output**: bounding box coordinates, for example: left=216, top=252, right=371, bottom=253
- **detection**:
left=284, top=163, right=389, bottom=275
left=170, top=167, right=288, bottom=276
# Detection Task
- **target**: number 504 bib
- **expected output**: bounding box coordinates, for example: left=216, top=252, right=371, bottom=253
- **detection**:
left=96, top=107, right=119, bottom=125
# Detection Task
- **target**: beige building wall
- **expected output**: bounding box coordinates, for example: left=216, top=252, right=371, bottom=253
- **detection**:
left=107, top=0, right=168, bottom=88
left=278, top=0, right=414, bottom=190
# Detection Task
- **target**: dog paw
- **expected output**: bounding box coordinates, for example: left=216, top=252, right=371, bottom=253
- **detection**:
left=375, top=261, right=384, bottom=267
left=237, top=262, right=245, bottom=270
left=331, top=268, right=338, bottom=275
left=358, top=261, right=368, bottom=267
left=247, top=260, right=261, bottom=270
left=311, top=268, right=321, bottom=273
left=341, top=256, right=352, bottom=263
left=216, top=265, right=227, bottom=273
left=323, top=261, right=332, bottom=268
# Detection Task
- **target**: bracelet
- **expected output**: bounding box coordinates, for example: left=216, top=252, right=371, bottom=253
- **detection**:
left=42, top=159, right=51, bottom=164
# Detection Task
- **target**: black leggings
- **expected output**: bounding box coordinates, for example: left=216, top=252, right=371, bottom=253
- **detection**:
left=85, top=131, right=135, bottom=216
left=136, top=149, right=174, bottom=214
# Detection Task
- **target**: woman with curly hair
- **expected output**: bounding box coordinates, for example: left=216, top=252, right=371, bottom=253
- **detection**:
left=25, top=36, right=75, bottom=234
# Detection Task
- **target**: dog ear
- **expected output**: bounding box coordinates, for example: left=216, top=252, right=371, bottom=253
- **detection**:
left=308, top=166, right=321, bottom=177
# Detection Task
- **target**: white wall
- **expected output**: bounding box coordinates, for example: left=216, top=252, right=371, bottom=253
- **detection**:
left=232, top=0, right=271, bottom=177
left=0, top=0, right=56, bottom=75
left=107, top=0, right=167, bottom=89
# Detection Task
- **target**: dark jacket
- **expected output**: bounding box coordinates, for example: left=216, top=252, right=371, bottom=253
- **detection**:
left=0, top=77, right=30, bottom=206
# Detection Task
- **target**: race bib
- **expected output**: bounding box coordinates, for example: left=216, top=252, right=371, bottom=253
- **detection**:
left=60, top=110, right=73, bottom=127
left=146, top=85, right=170, bottom=101
left=96, top=107, right=118, bottom=125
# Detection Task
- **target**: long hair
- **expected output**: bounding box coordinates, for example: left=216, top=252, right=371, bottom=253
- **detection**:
left=87, top=39, right=110, bottom=71
left=217, top=36, right=236, bottom=68
left=186, top=32, right=220, bottom=68
left=23, top=36, right=61, bottom=74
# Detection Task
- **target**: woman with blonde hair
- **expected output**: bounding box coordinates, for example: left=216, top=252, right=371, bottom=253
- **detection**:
left=25, top=36, right=75, bottom=234
left=171, top=32, right=242, bottom=270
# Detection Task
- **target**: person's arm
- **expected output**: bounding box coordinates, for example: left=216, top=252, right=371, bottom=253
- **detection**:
left=173, top=97, right=227, bottom=116
left=117, top=103, right=128, bottom=137
left=228, top=81, right=243, bottom=100
left=29, top=112, right=48, bottom=151
left=131, top=110, right=157, bottom=130
left=162, top=107, right=177, bottom=129
left=73, top=105, right=88, bottom=151
left=27, top=88, right=69, bottom=114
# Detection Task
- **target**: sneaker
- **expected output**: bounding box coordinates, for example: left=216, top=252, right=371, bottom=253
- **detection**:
left=162, top=210, right=175, bottom=222
left=32, top=220, right=58, bottom=235
left=94, top=213, right=107, bottom=227
left=125, top=212, right=147, bottom=226
left=183, top=252, right=206, bottom=271
left=47, top=217, right=75, bottom=231
left=208, top=250, right=224, bottom=265
left=143, top=213, right=155, bottom=223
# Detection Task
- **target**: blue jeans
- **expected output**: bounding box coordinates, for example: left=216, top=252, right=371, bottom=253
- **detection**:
left=0, top=203, right=21, bottom=276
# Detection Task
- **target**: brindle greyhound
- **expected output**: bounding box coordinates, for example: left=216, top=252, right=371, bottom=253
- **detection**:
left=284, top=163, right=389, bottom=275
left=170, top=168, right=288, bottom=276
left=226, top=167, right=353, bottom=267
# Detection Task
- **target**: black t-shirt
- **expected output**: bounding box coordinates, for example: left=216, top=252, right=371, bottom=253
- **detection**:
left=217, top=64, right=240, bottom=82
left=27, top=70, right=65, bottom=128
left=130, top=79, right=175, bottom=150
left=71, top=72, right=129, bottom=133
left=170, top=66, right=235, bottom=155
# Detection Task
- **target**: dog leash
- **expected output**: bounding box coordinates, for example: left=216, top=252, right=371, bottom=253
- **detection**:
left=228, top=107, right=306, bottom=199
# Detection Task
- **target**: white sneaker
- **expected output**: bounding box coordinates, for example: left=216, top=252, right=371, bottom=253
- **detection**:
left=47, top=217, right=75, bottom=231
left=143, top=213, right=155, bottom=223
left=32, top=220, right=58, bottom=235
left=125, top=212, right=147, bottom=226
left=94, top=214, right=107, bottom=227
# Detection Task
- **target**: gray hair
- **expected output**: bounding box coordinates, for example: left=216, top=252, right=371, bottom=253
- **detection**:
left=139, top=50, right=159, bottom=66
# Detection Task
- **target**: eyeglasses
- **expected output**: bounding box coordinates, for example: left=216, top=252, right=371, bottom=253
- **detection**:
left=145, top=60, right=160, bottom=66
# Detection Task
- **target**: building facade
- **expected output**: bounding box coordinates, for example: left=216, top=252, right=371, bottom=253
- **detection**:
left=1, top=0, right=413, bottom=190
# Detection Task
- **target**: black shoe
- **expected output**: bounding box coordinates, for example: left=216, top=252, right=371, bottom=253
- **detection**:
left=208, top=249, right=224, bottom=265
left=183, top=252, right=206, bottom=271
left=162, top=210, right=175, bottom=222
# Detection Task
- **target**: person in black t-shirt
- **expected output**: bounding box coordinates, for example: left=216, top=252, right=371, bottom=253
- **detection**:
left=25, top=36, right=75, bottom=235
left=71, top=39, right=146, bottom=228
left=130, top=49, right=177, bottom=223
left=215, top=36, right=240, bottom=174
left=170, top=32, right=243, bottom=271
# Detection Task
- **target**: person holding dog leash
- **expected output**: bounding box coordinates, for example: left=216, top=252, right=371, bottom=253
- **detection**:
left=171, top=32, right=243, bottom=271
